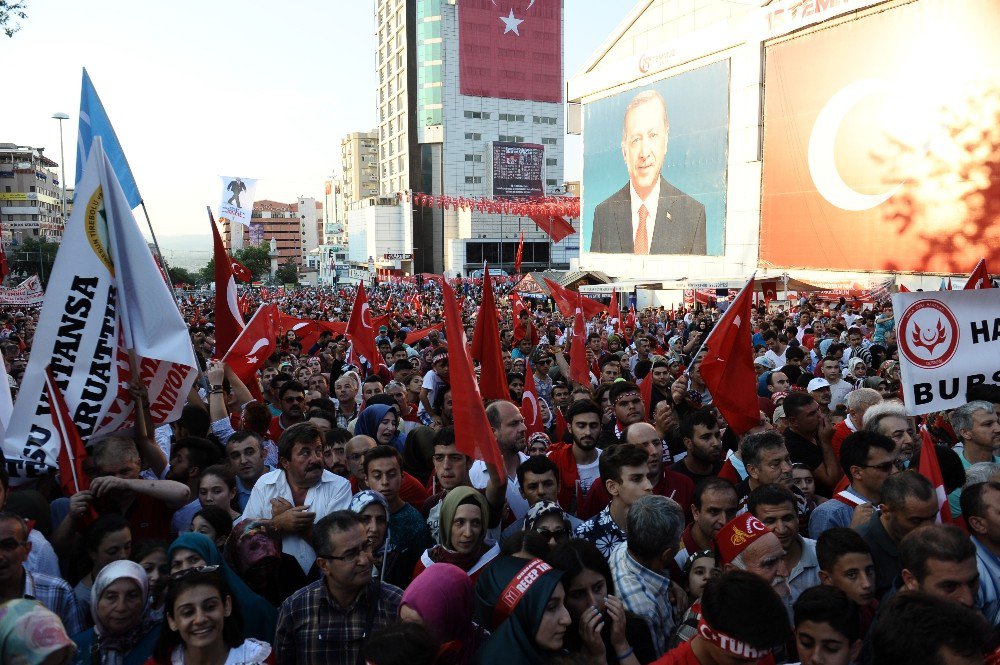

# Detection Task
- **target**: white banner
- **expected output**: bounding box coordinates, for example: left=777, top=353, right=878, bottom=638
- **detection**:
left=2, top=138, right=197, bottom=480
left=892, top=289, right=1000, bottom=415
left=218, top=176, right=258, bottom=228
left=0, top=276, right=44, bottom=307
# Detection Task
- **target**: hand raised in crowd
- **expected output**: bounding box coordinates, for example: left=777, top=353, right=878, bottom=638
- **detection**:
left=67, top=490, right=93, bottom=519
left=578, top=604, right=606, bottom=662
left=89, top=475, right=130, bottom=498
left=205, top=358, right=225, bottom=386
left=850, top=501, right=875, bottom=528
left=604, top=596, right=634, bottom=662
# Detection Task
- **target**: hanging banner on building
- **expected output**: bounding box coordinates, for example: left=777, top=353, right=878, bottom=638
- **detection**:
left=248, top=221, right=264, bottom=246
left=458, top=0, right=562, bottom=103
left=492, top=142, right=544, bottom=197
left=0, top=276, right=44, bottom=307
left=892, top=289, right=1000, bottom=416
left=218, top=176, right=258, bottom=228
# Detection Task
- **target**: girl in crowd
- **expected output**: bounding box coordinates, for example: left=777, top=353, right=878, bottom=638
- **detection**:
left=791, top=463, right=826, bottom=512
left=223, top=520, right=306, bottom=609
left=683, top=549, right=720, bottom=601
left=546, top=540, right=652, bottom=665
left=355, top=403, right=405, bottom=451
left=524, top=501, right=572, bottom=550
left=132, top=541, right=169, bottom=621
left=349, top=490, right=413, bottom=589
left=167, top=532, right=276, bottom=643
left=399, top=563, right=484, bottom=665
left=472, top=556, right=571, bottom=664
left=191, top=506, right=234, bottom=550
left=0, top=599, right=76, bottom=664
left=149, top=568, right=273, bottom=664
left=72, top=561, right=161, bottom=665
left=75, top=515, right=132, bottom=627
left=415, top=487, right=499, bottom=582
left=197, top=465, right=242, bottom=522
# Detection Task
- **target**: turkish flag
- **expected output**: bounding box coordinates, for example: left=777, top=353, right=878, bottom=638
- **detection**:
left=963, top=258, right=993, bottom=290
left=470, top=265, right=510, bottom=401
left=458, top=0, right=562, bottom=104
left=569, top=297, right=590, bottom=387
left=521, top=360, right=545, bottom=436
left=346, top=282, right=379, bottom=371
left=899, top=284, right=910, bottom=292
left=405, top=323, right=443, bottom=346
left=223, top=304, right=279, bottom=397
left=441, top=279, right=506, bottom=481
left=917, top=428, right=956, bottom=525
left=543, top=277, right=607, bottom=319
left=231, top=259, right=252, bottom=282
left=529, top=214, right=576, bottom=243
left=609, top=290, right=621, bottom=333
left=515, top=232, right=524, bottom=275
left=761, top=280, right=778, bottom=303
left=211, top=212, right=245, bottom=358
left=46, top=367, right=89, bottom=496
left=699, top=277, right=760, bottom=435
left=553, top=407, right=567, bottom=442
left=510, top=290, right=528, bottom=320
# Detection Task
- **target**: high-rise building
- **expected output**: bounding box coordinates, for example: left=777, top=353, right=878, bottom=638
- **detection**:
left=0, top=143, right=66, bottom=243
left=341, top=132, right=380, bottom=211
left=375, top=0, right=570, bottom=275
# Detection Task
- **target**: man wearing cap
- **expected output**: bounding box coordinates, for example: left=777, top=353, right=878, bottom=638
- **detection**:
left=753, top=355, right=776, bottom=378
left=807, top=377, right=833, bottom=415
left=531, top=349, right=554, bottom=403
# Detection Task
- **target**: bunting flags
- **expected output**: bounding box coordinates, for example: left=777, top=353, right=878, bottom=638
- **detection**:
left=346, top=282, right=378, bottom=371
left=470, top=265, right=509, bottom=401
left=441, top=279, right=506, bottom=481
left=210, top=209, right=245, bottom=358
left=46, top=367, right=89, bottom=496
left=698, top=276, right=760, bottom=435
left=77, top=68, right=141, bottom=208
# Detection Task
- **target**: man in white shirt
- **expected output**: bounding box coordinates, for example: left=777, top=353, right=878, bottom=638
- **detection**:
left=241, top=422, right=352, bottom=574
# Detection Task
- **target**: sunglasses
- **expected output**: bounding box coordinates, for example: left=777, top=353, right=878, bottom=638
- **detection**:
left=169, top=564, right=220, bottom=580
left=861, top=459, right=906, bottom=473
left=0, top=538, right=26, bottom=552
left=535, top=527, right=568, bottom=540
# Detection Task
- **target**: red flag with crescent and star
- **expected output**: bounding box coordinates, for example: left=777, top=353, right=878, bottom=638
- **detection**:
left=459, top=0, right=562, bottom=104
left=346, top=282, right=379, bottom=372
left=521, top=360, right=545, bottom=436
left=211, top=211, right=245, bottom=358
left=964, top=258, right=993, bottom=290
left=222, top=303, right=279, bottom=401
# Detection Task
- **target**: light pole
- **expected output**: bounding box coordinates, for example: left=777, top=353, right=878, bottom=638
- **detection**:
left=51, top=112, right=69, bottom=227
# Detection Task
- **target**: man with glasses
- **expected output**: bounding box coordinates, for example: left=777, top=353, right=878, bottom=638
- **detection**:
left=241, top=423, right=352, bottom=575
left=267, top=380, right=308, bottom=442
left=0, top=512, right=83, bottom=636
left=275, top=511, right=402, bottom=665
left=531, top=350, right=554, bottom=403
left=809, top=431, right=901, bottom=538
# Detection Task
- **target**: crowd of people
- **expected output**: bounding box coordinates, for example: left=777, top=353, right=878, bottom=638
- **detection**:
left=0, top=277, right=997, bottom=665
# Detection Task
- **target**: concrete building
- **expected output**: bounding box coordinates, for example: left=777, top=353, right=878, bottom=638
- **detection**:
left=341, top=132, right=380, bottom=212
left=375, top=0, right=572, bottom=276
left=0, top=143, right=65, bottom=243
left=347, top=195, right=413, bottom=277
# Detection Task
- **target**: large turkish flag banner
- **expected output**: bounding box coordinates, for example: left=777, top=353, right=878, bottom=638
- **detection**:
left=459, top=0, right=562, bottom=103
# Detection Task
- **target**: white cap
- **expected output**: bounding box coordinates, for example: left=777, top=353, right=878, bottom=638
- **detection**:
left=807, top=377, right=831, bottom=392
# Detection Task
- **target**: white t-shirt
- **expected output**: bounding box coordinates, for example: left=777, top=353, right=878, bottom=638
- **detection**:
left=418, top=370, right=445, bottom=416
left=577, top=457, right=601, bottom=494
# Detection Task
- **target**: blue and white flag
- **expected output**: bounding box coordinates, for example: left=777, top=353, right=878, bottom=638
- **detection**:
left=76, top=68, right=142, bottom=208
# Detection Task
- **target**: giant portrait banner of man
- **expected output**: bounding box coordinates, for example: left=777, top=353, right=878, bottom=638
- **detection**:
left=761, top=0, right=1000, bottom=273
left=582, top=59, right=730, bottom=258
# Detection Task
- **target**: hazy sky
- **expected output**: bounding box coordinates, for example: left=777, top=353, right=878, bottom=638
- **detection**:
left=3, top=1, right=634, bottom=239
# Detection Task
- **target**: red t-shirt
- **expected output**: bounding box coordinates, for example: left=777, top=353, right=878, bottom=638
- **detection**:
left=652, top=641, right=775, bottom=665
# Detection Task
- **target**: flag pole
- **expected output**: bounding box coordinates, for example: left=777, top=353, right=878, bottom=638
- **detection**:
left=691, top=273, right=756, bottom=361
left=139, top=200, right=180, bottom=303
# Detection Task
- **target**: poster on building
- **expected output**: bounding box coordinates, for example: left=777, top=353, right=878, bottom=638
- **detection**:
left=581, top=59, right=730, bottom=258
left=218, top=176, right=258, bottom=228
left=458, top=0, right=562, bottom=103
left=248, top=222, right=264, bottom=246
left=892, top=289, right=1000, bottom=416
left=761, top=0, right=1000, bottom=273
left=492, top=142, right=544, bottom=197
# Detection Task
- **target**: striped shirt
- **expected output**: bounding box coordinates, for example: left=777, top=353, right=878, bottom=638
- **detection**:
left=609, top=542, right=676, bottom=657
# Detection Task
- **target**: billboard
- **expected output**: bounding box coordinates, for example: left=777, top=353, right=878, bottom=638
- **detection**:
left=459, top=0, right=562, bottom=103
left=493, top=142, right=544, bottom=197
left=761, top=0, right=1000, bottom=273
left=582, top=59, right=730, bottom=257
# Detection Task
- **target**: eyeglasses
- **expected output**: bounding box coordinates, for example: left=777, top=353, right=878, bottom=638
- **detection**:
left=0, top=538, right=26, bottom=552
left=861, top=459, right=906, bottom=473
left=317, top=540, right=374, bottom=563
left=169, top=564, right=220, bottom=580
left=535, top=528, right=568, bottom=540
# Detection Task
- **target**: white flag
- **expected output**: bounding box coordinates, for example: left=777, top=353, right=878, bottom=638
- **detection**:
left=218, top=176, right=258, bottom=228
left=2, top=137, right=197, bottom=480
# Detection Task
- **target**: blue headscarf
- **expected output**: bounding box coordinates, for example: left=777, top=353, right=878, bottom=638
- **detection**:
left=354, top=403, right=405, bottom=451
left=167, top=532, right=276, bottom=643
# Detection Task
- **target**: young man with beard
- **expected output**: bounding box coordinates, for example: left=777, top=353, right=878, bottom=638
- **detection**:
left=322, top=428, right=352, bottom=477
left=670, top=409, right=724, bottom=486
left=547, top=400, right=604, bottom=518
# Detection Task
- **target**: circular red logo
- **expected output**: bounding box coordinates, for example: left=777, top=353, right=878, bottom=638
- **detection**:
left=898, top=299, right=960, bottom=369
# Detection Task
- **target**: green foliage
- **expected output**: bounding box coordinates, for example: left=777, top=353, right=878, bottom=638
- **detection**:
left=233, top=244, right=271, bottom=281
left=274, top=258, right=298, bottom=286
left=168, top=266, right=198, bottom=287
left=197, top=257, right=216, bottom=285
left=8, top=237, right=58, bottom=287
left=1, top=1, right=28, bottom=38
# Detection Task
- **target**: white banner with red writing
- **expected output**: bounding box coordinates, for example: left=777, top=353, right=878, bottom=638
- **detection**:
left=2, top=139, right=197, bottom=481
left=0, top=276, right=44, bottom=307
left=892, top=289, right=1000, bottom=415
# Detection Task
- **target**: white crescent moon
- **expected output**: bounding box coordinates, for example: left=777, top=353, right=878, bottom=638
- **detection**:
left=361, top=303, right=372, bottom=328
left=292, top=322, right=309, bottom=331
left=808, top=79, right=903, bottom=212
left=247, top=338, right=269, bottom=356
left=523, top=392, right=538, bottom=424
left=226, top=278, right=243, bottom=323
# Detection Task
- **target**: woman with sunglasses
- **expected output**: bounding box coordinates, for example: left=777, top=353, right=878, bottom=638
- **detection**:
left=167, top=532, right=276, bottom=643
left=149, top=568, right=273, bottom=665
left=72, top=561, right=160, bottom=665
left=524, top=501, right=572, bottom=549
left=545, top=539, right=652, bottom=665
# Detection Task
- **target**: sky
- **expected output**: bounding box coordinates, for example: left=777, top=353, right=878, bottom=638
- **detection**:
left=2, top=0, right=635, bottom=247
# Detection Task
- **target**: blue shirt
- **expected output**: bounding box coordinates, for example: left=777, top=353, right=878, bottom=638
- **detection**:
left=974, top=536, right=1000, bottom=625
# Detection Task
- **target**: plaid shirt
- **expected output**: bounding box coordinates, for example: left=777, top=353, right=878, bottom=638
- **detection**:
left=609, top=542, right=676, bottom=658
left=275, top=578, right=402, bottom=665
left=24, top=570, right=85, bottom=636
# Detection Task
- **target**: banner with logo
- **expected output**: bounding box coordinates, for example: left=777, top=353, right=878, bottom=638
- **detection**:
left=3, top=139, right=197, bottom=480
left=218, top=176, right=258, bottom=228
left=892, top=289, right=1000, bottom=416
left=0, top=276, right=44, bottom=307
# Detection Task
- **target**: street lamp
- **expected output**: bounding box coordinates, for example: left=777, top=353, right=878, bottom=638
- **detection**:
left=51, top=112, right=69, bottom=227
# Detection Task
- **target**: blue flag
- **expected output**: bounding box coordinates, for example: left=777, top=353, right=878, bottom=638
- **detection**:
left=76, top=68, right=142, bottom=208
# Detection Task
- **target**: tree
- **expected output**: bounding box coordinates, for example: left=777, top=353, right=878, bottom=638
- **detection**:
left=9, top=237, right=58, bottom=287
left=274, top=258, right=299, bottom=286
left=197, top=258, right=215, bottom=285
left=169, top=267, right=198, bottom=288
left=1, top=1, right=28, bottom=37
left=233, top=244, right=271, bottom=281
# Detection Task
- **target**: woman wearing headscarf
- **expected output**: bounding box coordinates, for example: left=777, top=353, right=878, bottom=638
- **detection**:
left=223, top=520, right=306, bottom=608
left=472, top=556, right=571, bottom=665
left=71, top=561, right=160, bottom=665
left=166, top=532, right=277, bottom=643
left=354, top=403, right=406, bottom=451
left=349, top=490, right=414, bottom=589
left=400, top=564, right=484, bottom=665
left=414, top=487, right=499, bottom=583
left=845, top=357, right=869, bottom=388
left=0, top=599, right=76, bottom=665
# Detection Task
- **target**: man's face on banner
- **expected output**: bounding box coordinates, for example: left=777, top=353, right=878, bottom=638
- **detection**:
left=621, top=97, right=668, bottom=199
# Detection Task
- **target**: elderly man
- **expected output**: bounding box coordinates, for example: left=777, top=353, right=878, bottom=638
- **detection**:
left=831, top=387, right=882, bottom=458
left=590, top=89, right=706, bottom=255
left=241, top=422, right=352, bottom=573
left=948, top=401, right=1000, bottom=517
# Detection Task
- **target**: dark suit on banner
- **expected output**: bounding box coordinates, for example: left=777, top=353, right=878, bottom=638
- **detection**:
left=590, top=177, right=707, bottom=255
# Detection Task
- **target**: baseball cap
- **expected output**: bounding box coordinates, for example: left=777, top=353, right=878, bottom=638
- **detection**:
left=807, top=377, right=831, bottom=392
left=753, top=357, right=776, bottom=370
